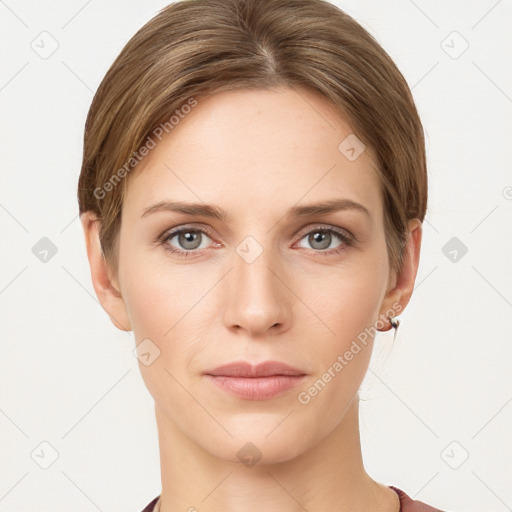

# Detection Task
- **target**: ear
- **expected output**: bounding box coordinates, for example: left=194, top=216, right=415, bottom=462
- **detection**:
left=80, top=211, right=132, bottom=332
left=378, top=218, right=423, bottom=330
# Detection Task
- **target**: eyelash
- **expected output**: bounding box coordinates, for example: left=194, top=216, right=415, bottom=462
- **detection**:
left=157, top=224, right=356, bottom=259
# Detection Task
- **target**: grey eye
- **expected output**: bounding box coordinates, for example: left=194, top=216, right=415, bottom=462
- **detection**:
left=298, top=230, right=345, bottom=251
left=166, top=229, right=212, bottom=251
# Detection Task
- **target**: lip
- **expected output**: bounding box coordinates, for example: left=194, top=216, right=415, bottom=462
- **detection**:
left=203, top=361, right=307, bottom=400
left=205, top=361, right=305, bottom=378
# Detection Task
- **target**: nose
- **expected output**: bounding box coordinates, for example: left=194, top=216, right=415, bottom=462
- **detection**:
left=222, top=236, right=292, bottom=337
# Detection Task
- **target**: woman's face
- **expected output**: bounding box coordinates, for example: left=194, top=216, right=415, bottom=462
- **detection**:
left=109, top=86, right=410, bottom=463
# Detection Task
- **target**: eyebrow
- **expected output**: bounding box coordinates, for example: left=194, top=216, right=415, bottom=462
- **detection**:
left=141, top=198, right=371, bottom=222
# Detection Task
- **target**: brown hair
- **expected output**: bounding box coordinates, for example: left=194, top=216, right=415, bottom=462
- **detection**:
left=77, top=0, right=427, bottom=282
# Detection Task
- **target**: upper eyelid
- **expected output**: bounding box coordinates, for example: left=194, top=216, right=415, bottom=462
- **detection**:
left=296, top=223, right=352, bottom=238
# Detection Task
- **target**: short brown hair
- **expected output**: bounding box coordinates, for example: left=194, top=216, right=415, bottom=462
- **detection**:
left=77, top=0, right=427, bottom=281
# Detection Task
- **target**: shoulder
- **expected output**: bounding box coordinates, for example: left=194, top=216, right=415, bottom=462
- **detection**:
left=140, top=495, right=160, bottom=512
left=389, top=486, right=448, bottom=512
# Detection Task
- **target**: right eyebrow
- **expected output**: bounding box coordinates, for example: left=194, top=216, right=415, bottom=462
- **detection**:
left=141, top=201, right=230, bottom=222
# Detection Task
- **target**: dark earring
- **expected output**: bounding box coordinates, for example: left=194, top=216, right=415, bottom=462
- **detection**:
left=389, top=316, right=400, bottom=342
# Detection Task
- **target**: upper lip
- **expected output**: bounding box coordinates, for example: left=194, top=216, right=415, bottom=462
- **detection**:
left=204, top=361, right=306, bottom=377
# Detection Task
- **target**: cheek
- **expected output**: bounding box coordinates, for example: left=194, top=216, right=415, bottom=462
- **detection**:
left=294, top=280, right=383, bottom=434
left=119, top=238, right=201, bottom=338
left=310, top=261, right=389, bottom=347
left=123, top=273, right=173, bottom=338
left=303, top=250, right=389, bottom=393
left=119, top=251, right=215, bottom=384
left=119, top=258, right=207, bottom=404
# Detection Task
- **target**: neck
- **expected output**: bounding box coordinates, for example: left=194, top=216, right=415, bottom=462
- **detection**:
left=154, top=396, right=399, bottom=512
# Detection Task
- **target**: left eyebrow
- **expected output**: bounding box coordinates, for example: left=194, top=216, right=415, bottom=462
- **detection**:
left=285, top=198, right=371, bottom=220
left=140, top=198, right=371, bottom=223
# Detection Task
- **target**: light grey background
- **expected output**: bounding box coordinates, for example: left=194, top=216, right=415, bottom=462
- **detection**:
left=1, top=1, right=511, bottom=511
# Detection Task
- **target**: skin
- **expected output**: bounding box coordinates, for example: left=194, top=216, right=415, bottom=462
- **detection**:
left=81, top=85, right=422, bottom=512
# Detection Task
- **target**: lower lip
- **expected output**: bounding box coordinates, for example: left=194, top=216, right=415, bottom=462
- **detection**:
left=204, top=375, right=306, bottom=400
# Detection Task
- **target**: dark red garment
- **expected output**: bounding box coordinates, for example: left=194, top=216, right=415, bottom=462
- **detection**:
left=141, top=486, right=446, bottom=511
left=140, top=496, right=158, bottom=512
left=389, top=486, right=445, bottom=511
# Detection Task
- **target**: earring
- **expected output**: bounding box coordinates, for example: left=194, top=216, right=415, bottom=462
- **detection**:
left=389, top=315, right=400, bottom=342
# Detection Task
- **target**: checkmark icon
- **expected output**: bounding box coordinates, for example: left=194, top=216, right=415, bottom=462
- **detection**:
left=440, top=441, right=469, bottom=469
left=133, top=338, right=161, bottom=366
left=30, top=31, right=59, bottom=59
left=236, top=236, right=263, bottom=263
left=30, top=441, right=59, bottom=469
left=440, top=31, right=469, bottom=59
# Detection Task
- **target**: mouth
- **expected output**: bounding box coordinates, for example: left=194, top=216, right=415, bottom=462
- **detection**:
left=203, top=360, right=307, bottom=400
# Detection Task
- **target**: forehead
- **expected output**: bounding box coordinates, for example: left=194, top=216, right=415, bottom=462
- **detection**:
left=123, top=86, right=383, bottom=225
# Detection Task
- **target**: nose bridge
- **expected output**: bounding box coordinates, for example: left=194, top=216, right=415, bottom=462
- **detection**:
left=234, top=232, right=282, bottom=297
left=223, top=231, right=289, bottom=332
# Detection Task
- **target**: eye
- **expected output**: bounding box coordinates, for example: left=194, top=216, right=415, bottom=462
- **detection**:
left=157, top=224, right=355, bottom=259
left=295, top=226, right=354, bottom=255
left=159, top=226, right=215, bottom=258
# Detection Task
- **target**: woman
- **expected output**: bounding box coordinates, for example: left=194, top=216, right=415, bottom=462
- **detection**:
left=78, top=0, right=447, bottom=510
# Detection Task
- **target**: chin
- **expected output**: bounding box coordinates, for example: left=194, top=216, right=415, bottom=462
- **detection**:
left=198, top=418, right=316, bottom=466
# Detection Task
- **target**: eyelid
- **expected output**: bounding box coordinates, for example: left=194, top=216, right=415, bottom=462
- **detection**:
left=158, top=223, right=215, bottom=241
left=295, top=223, right=354, bottom=240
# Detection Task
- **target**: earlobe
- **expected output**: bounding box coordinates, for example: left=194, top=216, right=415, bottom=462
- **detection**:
left=378, top=219, right=423, bottom=331
left=80, top=212, right=132, bottom=332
